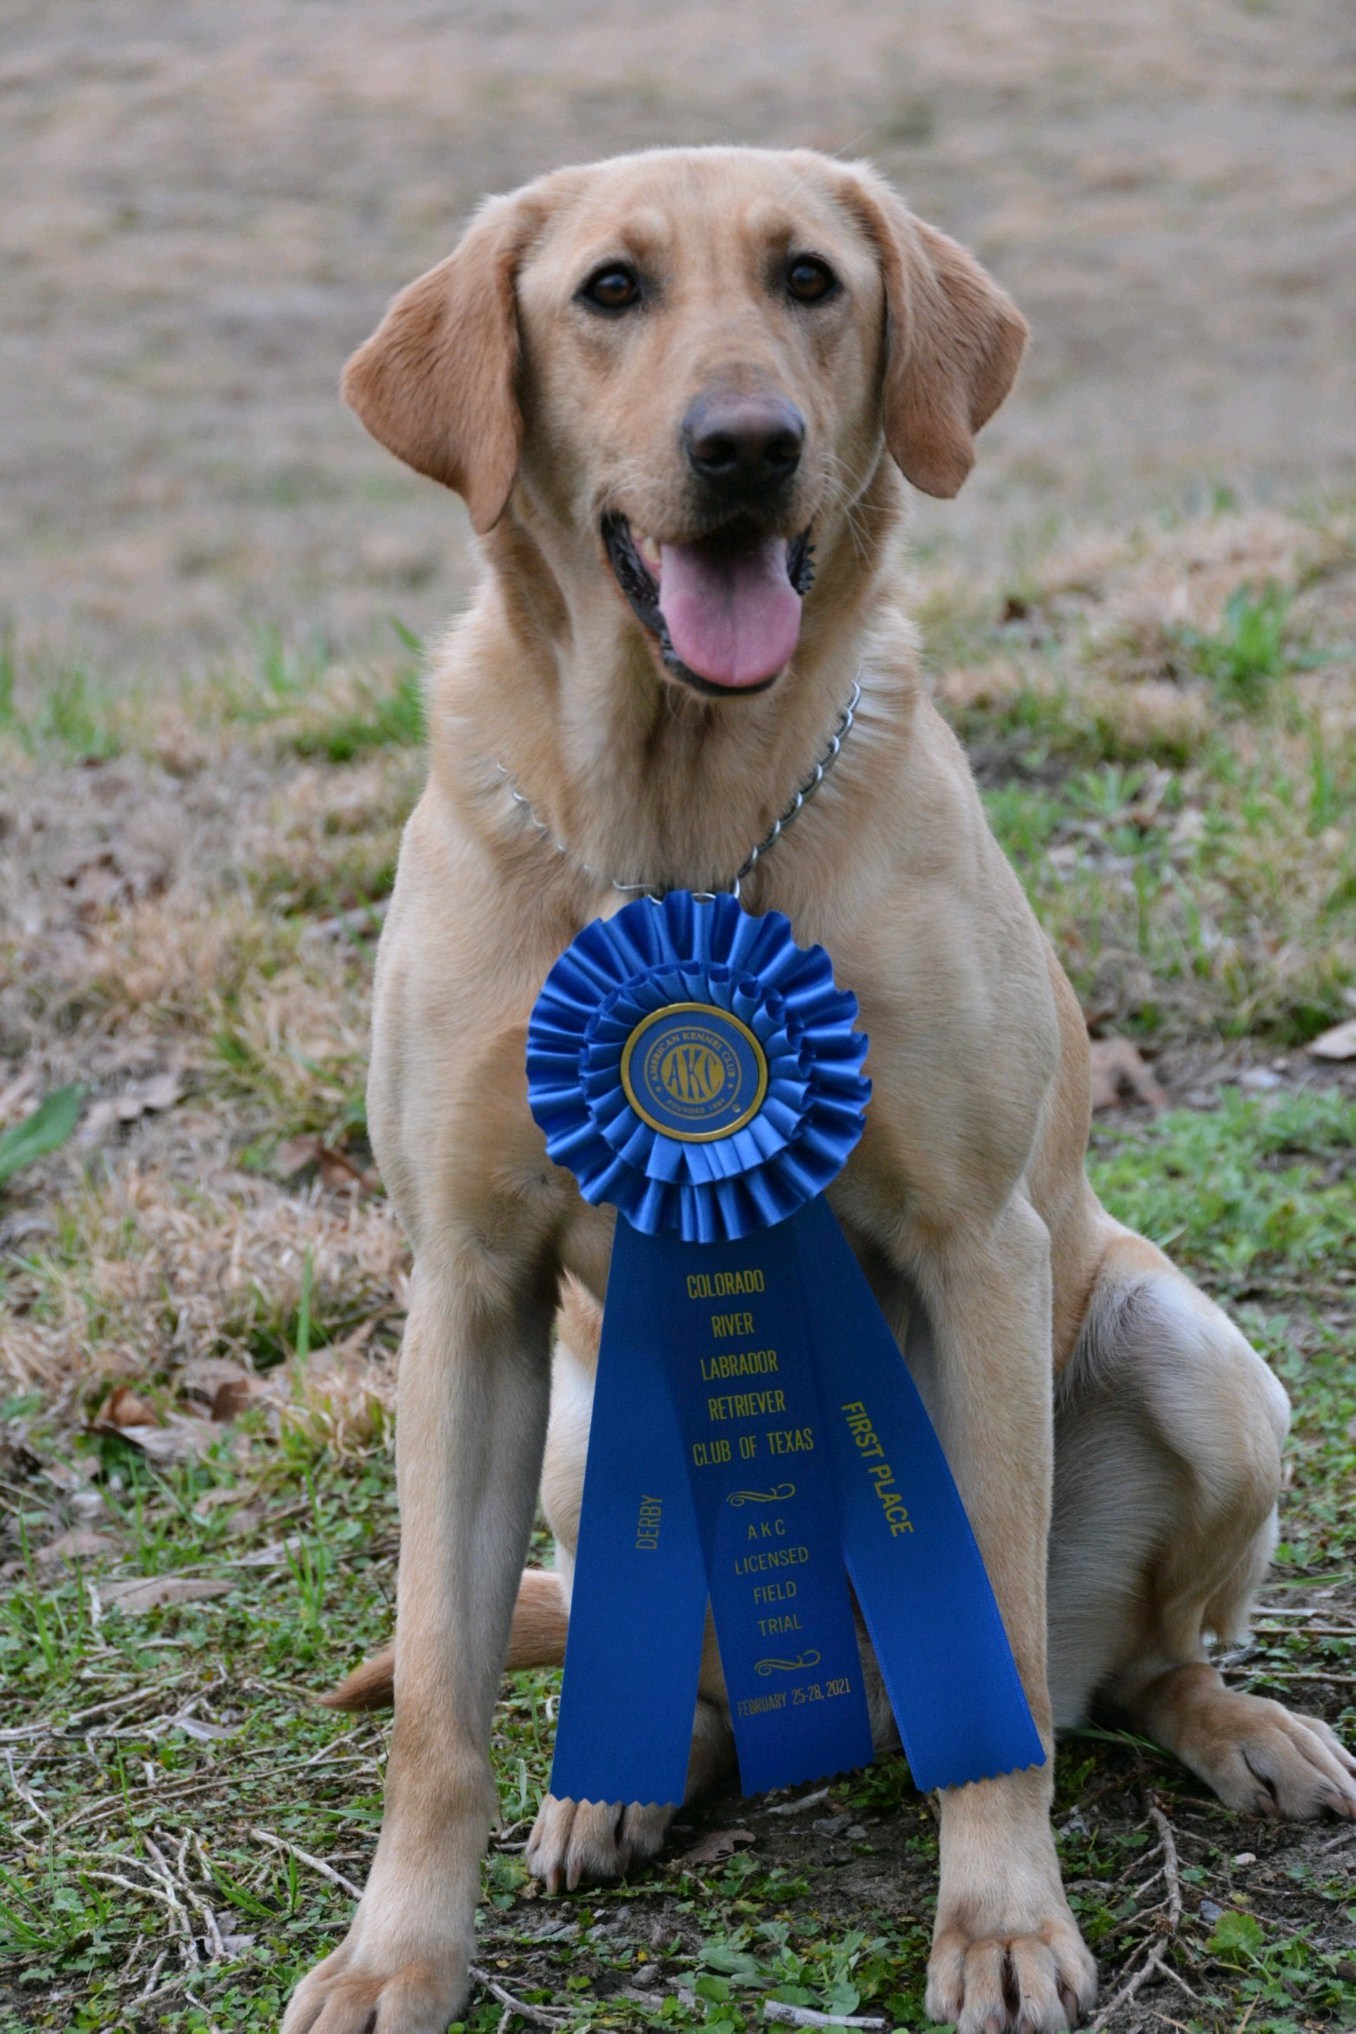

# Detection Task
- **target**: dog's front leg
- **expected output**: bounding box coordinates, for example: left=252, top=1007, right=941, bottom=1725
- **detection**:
left=284, top=1259, right=553, bottom=2034
left=904, top=1196, right=1097, bottom=2034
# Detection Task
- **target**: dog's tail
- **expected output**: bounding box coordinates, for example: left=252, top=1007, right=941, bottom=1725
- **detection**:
left=322, top=1565, right=570, bottom=1712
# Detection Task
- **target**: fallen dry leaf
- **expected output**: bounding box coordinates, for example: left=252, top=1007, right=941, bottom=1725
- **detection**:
left=59, top=843, right=171, bottom=918
left=211, top=1377, right=260, bottom=1421
left=676, top=1827, right=755, bottom=1869
left=93, top=1409, right=216, bottom=1463
left=0, top=1527, right=120, bottom=1580
left=192, top=1485, right=244, bottom=1516
left=83, top=1071, right=183, bottom=1140
left=230, top=1534, right=306, bottom=1567
left=178, top=1356, right=264, bottom=1422
left=99, top=1574, right=234, bottom=1613
left=1088, top=1037, right=1169, bottom=1112
left=276, top=1133, right=378, bottom=1193
left=100, top=1383, right=161, bottom=1429
left=38, top=1527, right=118, bottom=1565
left=1306, top=1018, right=1356, bottom=1062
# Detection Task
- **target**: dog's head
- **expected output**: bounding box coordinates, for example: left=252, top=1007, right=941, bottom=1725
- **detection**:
left=344, top=148, right=1026, bottom=697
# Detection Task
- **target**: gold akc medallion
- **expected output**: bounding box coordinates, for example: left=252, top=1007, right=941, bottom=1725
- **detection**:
left=620, top=1001, right=769, bottom=1143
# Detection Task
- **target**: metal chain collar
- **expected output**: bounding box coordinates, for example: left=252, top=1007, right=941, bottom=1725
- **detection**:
left=495, top=676, right=861, bottom=904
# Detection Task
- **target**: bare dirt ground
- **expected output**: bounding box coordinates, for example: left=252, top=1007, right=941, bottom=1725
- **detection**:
left=4, top=0, right=1356, bottom=675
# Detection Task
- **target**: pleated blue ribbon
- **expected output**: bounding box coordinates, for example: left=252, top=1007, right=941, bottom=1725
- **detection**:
left=526, top=893, right=1043, bottom=1805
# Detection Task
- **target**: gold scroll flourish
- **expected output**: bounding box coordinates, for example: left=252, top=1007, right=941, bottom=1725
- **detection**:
left=754, top=1650, right=822, bottom=1677
left=725, top=1483, right=796, bottom=1507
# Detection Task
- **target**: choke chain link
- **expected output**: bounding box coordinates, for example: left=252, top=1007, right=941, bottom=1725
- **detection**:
left=496, top=676, right=861, bottom=905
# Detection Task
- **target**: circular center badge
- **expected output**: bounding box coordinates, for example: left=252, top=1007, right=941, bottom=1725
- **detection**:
left=621, top=1002, right=769, bottom=1143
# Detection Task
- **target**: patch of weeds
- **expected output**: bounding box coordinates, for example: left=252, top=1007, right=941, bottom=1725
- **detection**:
left=951, top=668, right=1202, bottom=773
left=250, top=837, right=400, bottom=921
left=0, top=635, right=123, bottom=760
left=288, top=667, right=424, bottom=764
left=0, top=1436, right=399, bottom=2031
left=211, top=622, right=426, bottom=762
left=210, top=1007, right=373, bottom=1154
left=1178, top=581, right=1303, bottom=708
left=209, top=626, right=333, bottom=725
left=1090, top=1090, right=1356, bottom=1577
left=1088, top=1090, right=1356, bottom=1294
left=220, top=1274, right=370, bottom=1373
left=1201, top=1909, right=1356, bottom=2029
left=985, top=717, right=1355, bottom=1043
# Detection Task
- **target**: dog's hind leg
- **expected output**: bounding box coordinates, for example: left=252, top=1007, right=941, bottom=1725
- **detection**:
left=1049, top=1231, right=1356, bottom=1821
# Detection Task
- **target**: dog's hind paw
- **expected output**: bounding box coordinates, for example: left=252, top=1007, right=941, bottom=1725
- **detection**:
left=525, top=1794, right=673, bottom=1892
left=1193, top=1694, right=1356, bottom=1821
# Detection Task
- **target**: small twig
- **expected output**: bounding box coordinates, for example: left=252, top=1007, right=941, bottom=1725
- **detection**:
left=249, top=1827, right=363, bottom=1901
left=469, top=1966, right=568, bottom=2026
left=3, top=1748, right=52, bottom=1828
left=1090, top=1795, right=1184, bottom=2032
left=1147, top=1799, right=1182, bottom=1927
left=172, top=1827, right=225, bottom=1960
left=1127, top=1863, right=1165, bottom=1903
left=1090, top=1946, right=1171, bottom=2030
left=136, top=1948, right=168, bottom=2002
left=75, top=1675, right=194, bottom=1731
left=763, top=2006, right=886, bottom=2029
left=300, top=1725, right=366, bottom=1767
left=81, top=1868, right=174, bottom=1902
left=1157, top=1961, right=1199, bottom=2002
left=766, top=1785, right=832, bottom=1816
left=1248, top=1669, right=1356, bottom=1687
left=1252, top=1621, right=1355, bottom=1637
left=143, top=1835, right=201, bottom=1968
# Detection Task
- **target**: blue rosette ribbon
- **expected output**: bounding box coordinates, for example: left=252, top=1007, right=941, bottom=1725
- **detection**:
left=527, top=893, right=1043, bottom=1807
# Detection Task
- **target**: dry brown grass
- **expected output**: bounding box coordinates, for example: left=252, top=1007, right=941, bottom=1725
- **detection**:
left=2, top=498, right=1352, bottom=1426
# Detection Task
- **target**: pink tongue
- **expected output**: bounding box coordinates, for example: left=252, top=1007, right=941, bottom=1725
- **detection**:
left=657, top=535, right=801, bottom=688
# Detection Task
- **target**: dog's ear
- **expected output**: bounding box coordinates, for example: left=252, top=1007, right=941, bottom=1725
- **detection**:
left=343, top=192, right=542, bottom=533
left=840, top=168, right=1029, bottom=498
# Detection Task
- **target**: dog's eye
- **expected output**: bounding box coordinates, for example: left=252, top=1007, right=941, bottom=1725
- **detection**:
left=786, top=256, right=837, bottom=305
left=581, top=265, right=641, bottom=313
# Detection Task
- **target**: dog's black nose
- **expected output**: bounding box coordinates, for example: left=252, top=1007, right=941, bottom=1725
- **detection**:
left=683, top=394, right=805, bottom=493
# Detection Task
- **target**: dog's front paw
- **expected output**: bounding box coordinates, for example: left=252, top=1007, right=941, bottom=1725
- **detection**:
left=282, top=1929, right=470, bottom=2034
left=525, top=1793, right=673, bottom=1891
left=926, top=1901, right=1097, bottom=2034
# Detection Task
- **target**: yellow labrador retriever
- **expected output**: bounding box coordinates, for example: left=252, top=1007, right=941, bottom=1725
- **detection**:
left=284, top=147, right=1355, bottom=2034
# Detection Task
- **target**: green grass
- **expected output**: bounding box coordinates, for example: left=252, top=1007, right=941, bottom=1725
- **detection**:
left=2, top=502, right=1353, bottom=2030
left=288, top=667, right=424, bottom=763
left=977, top=723, right=1355, bottom=1043
left=3, top=1096, right=1352, bottom=2032
left=1176, top=583, right=1312, bottom=710
left=0, top=1088, right=83, bottom=1190
left=0, top=636, right=124, bottom=761
left=204, top=621, right=426, bottom=762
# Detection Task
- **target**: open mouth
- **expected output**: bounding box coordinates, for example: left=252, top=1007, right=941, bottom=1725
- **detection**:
left=603, top=515, right=814, bottom=694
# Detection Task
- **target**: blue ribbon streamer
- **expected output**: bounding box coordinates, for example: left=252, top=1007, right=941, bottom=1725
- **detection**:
left=531, top=895, right=1044, bottom=1807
